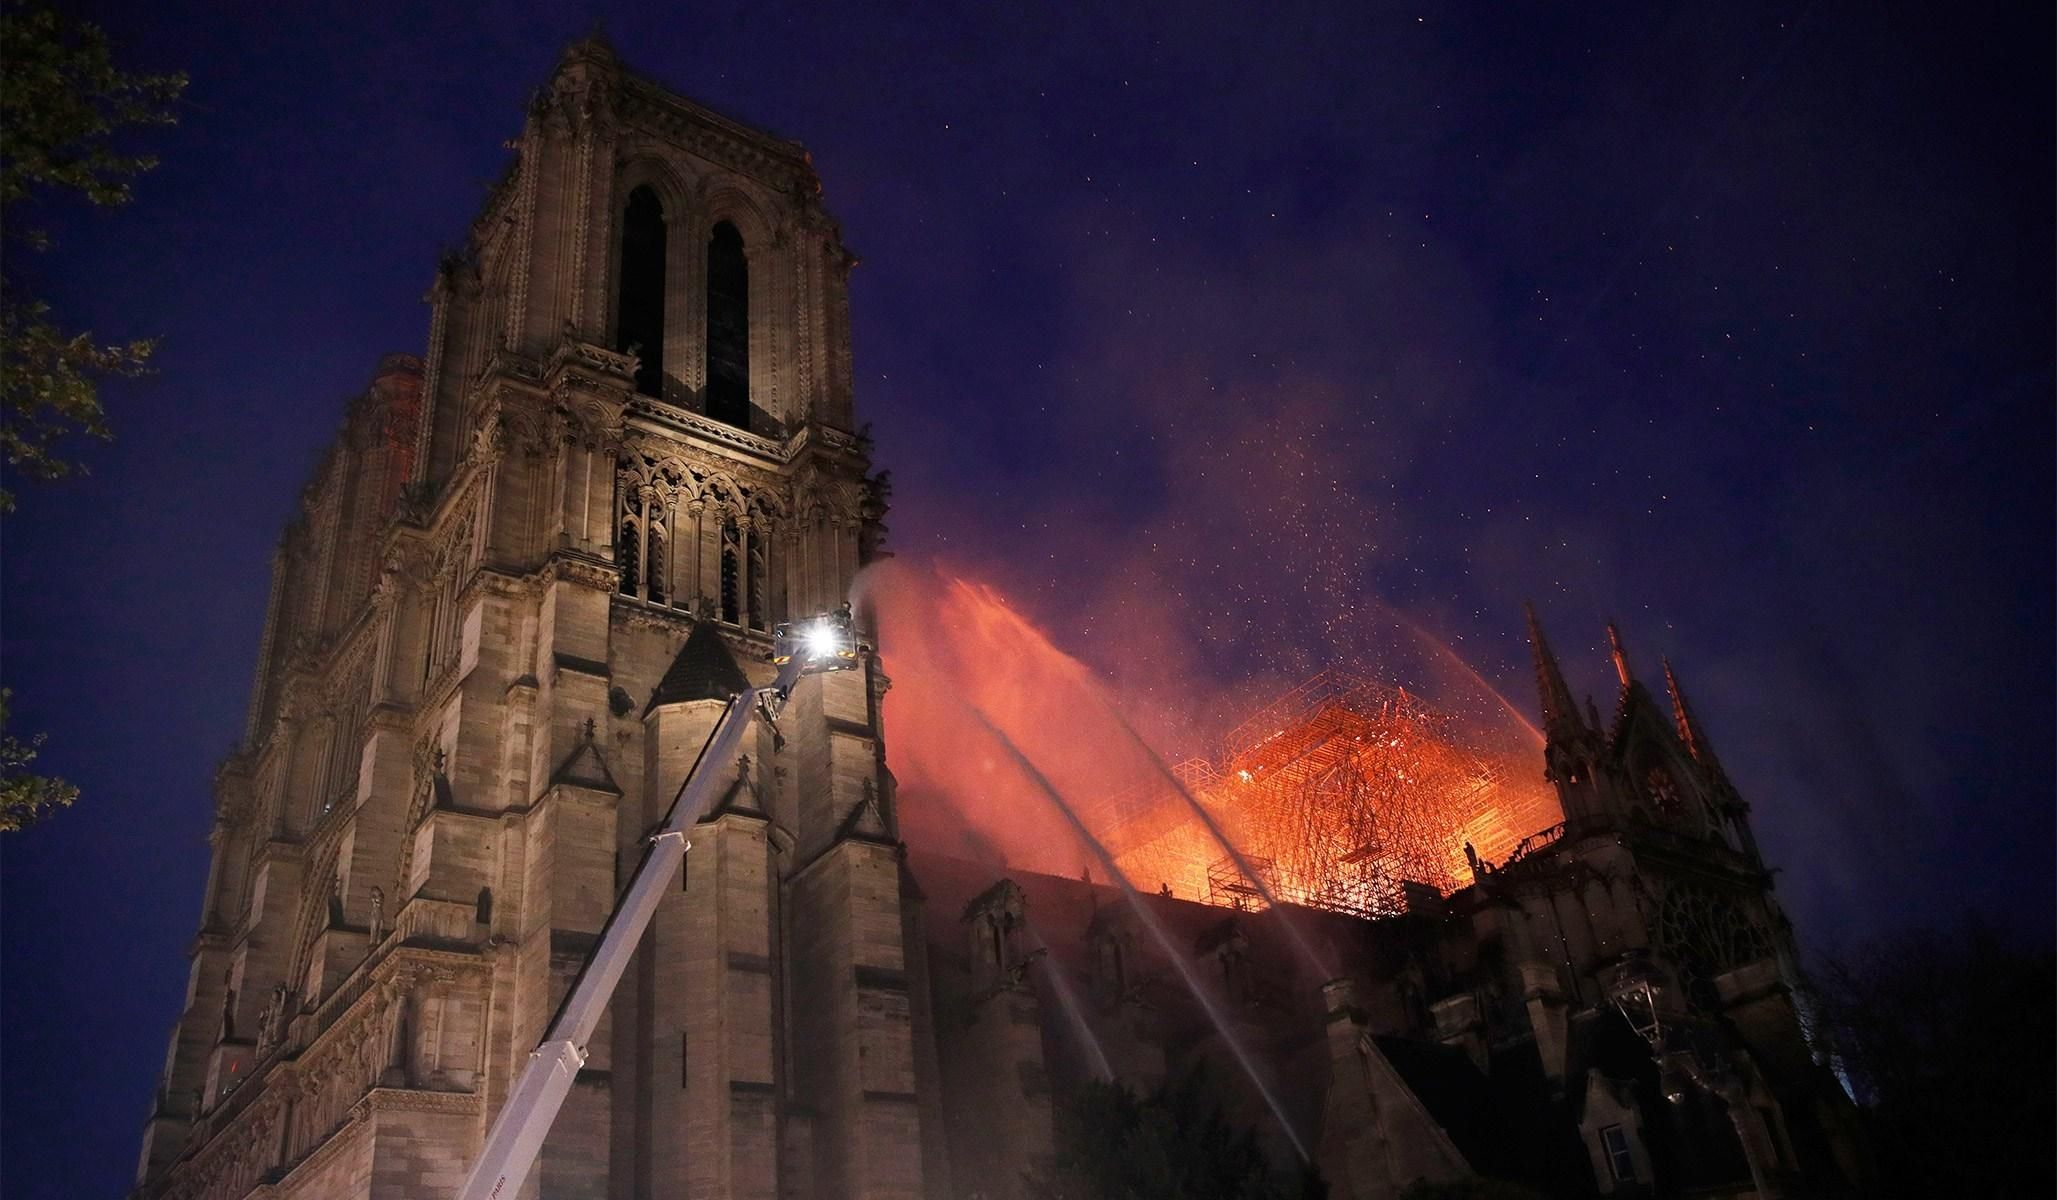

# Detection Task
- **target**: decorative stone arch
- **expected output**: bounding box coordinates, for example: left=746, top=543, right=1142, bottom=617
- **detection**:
left=794, top=485, right=830, bottom=526
left=616, top=449, right=691, bottom=509
left=473, top=232, right=518, bottom=365
left=694, top=181, right=781, bottom=249
left=494, top=404, right=552, bottom=462
left=612, top=151, right=696, bottom=223
left=554, top=395, right=620, bottom=451
left=962, top=878, right=1028, bottom=990
left=614, top=450, right=695, bottom=606
left=696, top=469, right=751, bottom=521
left=1651, top=879, right=1772, bottom=1012
left=392, top=767, right=453, bottom=909
left=642, top=449, right=693, bottom=482
left=284, top=830, right=349, bottom=1008
left=744, top=483, right=790, bottom=529
left=683, top=471, right=770, bottom=627
left=789, top=485, right=844, bottom=614
left=825, top=480, right=867, bottom=530
left=608, top=154, right=697, bottom=399
left=249, top=746, right=290, bottom=843
left=313, top=663, right=372, bottom=820
left=417, top=518, right=477, bottom=686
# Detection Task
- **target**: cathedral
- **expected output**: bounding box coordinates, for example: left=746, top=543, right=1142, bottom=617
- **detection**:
left=133, top=38, right=1865, bottom=1200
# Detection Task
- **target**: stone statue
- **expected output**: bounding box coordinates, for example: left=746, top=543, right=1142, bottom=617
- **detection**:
left=368, top=886, right=385, bottom=944
left=258, top=983, right=288, bottom=1053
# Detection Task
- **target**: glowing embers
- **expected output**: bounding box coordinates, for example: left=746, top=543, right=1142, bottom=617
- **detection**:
left=1108, top=669, right=1560, bottom=919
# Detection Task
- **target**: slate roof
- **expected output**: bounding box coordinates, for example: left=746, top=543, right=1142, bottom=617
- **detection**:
left=644, top=621, right=749, bottom=715
left=1376, top=1036, right=1595, bottom=1194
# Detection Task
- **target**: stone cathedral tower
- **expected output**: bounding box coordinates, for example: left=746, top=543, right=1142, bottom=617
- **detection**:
left=135, top=37, right=929, bottom=1200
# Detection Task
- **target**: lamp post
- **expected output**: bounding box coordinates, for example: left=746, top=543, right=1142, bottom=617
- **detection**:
left=1604, top=953, right=1782, bottom=1199
left=1606, top=952, right=1675, bottom=1053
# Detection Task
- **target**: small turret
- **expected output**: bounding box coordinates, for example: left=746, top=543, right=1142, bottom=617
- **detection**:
left=1528, top=604, right=1619, bottom=828
left=1662, top=657, right=1715, bottom=765
left=1656, top=654, right=1767, bottom=862
left=1606, top=620, right=1634, bottom=689
left=1525, top=602, right=1584, bottom=739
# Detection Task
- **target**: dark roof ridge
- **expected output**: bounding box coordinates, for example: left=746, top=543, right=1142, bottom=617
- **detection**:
left=644, top=621, right=750, bottom=715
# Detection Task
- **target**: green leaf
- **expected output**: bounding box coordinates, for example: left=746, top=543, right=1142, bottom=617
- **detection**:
left=0, top=689, right=78, bottom=832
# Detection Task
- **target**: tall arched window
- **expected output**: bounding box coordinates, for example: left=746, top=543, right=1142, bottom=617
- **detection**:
left=1097, top=935, right=1126, bottom=1001
left=646, top=527, right=667, bottom=606
left=705, top=221, right=749, bottom=430
left=618, top=519, right=641, bottom=598
left=618, top=494, right=676, bottom=606
left=616, top=187, right=666, bottom=397
left=719, top=519, right=742, bottom=624
left=747, top=524, right=768, bottom=631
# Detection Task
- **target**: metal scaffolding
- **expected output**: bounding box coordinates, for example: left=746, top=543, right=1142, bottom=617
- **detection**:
left=1110, top=669, right=1560, bottom=919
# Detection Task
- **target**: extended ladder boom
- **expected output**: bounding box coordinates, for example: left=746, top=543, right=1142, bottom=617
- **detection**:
left=454, top=612, right=846, bottom=1200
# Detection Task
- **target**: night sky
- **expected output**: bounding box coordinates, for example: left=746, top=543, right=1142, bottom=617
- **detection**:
left=2, top=3, right=2050, bottom=1196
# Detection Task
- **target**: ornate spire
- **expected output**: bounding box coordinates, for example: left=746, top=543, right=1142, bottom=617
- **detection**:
left=1663, top=656, right=1717, bottom=765
left=1525, top=602, right=1582, bottom=737
left=1606, top=619, right=1635, bottom=689
left=564, top=19, right=616, bottom=64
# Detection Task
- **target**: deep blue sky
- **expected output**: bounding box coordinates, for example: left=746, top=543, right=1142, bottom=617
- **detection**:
left=2, top=2, right=2050, bottom=1196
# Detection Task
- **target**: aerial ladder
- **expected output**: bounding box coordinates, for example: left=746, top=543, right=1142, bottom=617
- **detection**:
left=454, top=607, right=863, bottom=1200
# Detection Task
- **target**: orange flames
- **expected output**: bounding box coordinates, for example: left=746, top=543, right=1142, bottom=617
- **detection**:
left=1097, top=672, right=1561, bottom=916
left=862, top=561, right=1561, bottom=917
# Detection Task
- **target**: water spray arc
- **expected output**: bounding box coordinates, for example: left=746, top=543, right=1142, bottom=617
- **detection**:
left=871, top=563, right=1554, bottom=927
left=1383, top=605, right=1544, bottom=747
left=1021, top=921, right=1115, bottom=1083
left=966, top=706, right=1312, bottom=1163
left=1088, top=691, right=1340, bottom=982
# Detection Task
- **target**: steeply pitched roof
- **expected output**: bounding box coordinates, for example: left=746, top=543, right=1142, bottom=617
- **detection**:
left=644, top=622, right=749, bottom=715
left=549, top=720, right=622, bottom=795
left=1375, top=1036, right=1594, bottom=1192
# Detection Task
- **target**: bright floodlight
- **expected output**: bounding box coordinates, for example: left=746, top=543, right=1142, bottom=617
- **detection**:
left=773, top=606, right=860, bottom=671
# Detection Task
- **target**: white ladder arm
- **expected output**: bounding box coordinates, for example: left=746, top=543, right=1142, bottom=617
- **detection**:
left=455, top=654, right=806, bottom=1200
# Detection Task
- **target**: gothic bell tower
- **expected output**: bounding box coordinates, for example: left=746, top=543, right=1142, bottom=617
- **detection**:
left=137, top=36, right=928, bottom=1200
left=415, top=32, right=879, bottom=629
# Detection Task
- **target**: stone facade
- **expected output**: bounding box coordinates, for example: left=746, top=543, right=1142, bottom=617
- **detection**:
left=136, top=37, right=900, bottom=1200
left=136, top=38, right=1862, bottom=1200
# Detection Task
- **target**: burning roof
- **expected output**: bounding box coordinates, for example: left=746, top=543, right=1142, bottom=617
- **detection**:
left=1094, top=670, right=1561, bottom=918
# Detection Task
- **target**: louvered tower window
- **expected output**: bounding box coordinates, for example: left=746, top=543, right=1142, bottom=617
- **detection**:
left=618, top=519, right=640, bottom=597
left=720, top=519, right=741, bottom=625
left=616, top=187, right=666, bottom=397
left=705, top=221, right=749, bottom=429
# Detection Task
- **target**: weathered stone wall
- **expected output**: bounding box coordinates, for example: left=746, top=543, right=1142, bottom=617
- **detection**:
left=139, top=32, right=892, bottom=1200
